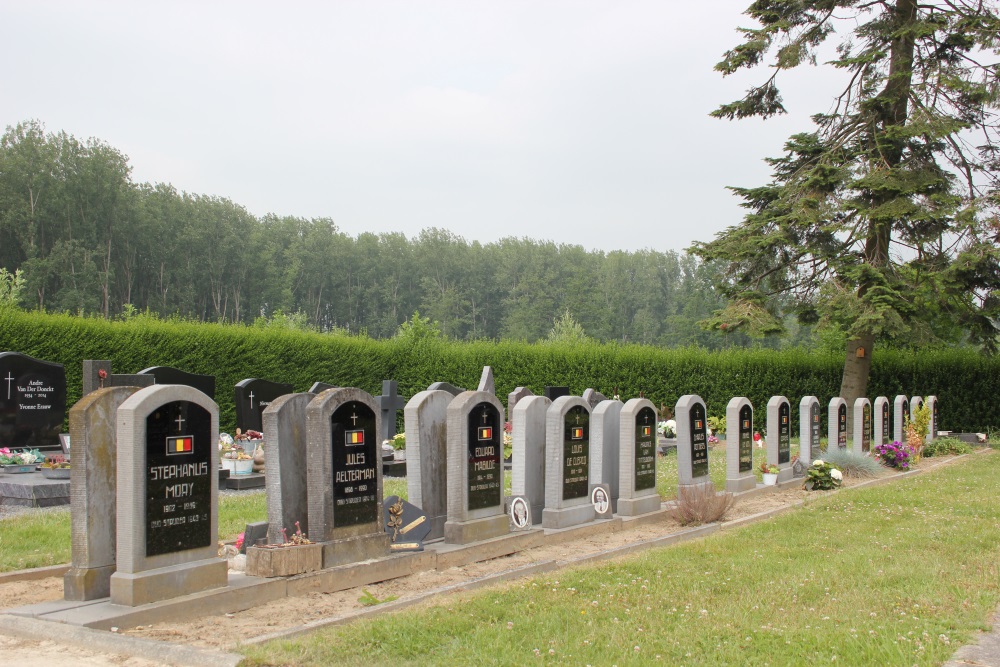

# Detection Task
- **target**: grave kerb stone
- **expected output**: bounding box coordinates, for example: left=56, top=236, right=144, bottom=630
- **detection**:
left=590, top=399, right=623, bottom=513
left=477, top=367, right=495, bottom=395
left=64, top=386, right=140, bottom=601
left=262, top=393, right=312, bottom=545
left=676, top=394, right=712, bottom=491
left=542, top=395, right=597, bottom=529
left=799, top=396, right=821, bottom=462
left=766, top=396, right=794, bottom=483
left=925, top=395, right=938, bottom=443
left=617, top=398, right=660, bottom=516
left=376, top=379, right=407, bottom=443
left=444, top=390, right=508, bottom=543
left=306, top=387, right=389, bottom=567
left=511, top=395, right=550, bottom=526
left=404, top=389, right=453, bottom=540
left=852, top=397, right=872, bottom=455
left=873, top=396, right=890, bottom=447
left=725, top=397, right=755, bottom=493
left=828, top=397, right=848, bottom=450
left=109, top=384, right=226, bottom=607
left=893, top=395, right=909, bottom=443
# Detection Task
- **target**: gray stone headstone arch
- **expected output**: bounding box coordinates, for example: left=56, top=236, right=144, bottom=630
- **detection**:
left=725, top=397, right=755, bottom=493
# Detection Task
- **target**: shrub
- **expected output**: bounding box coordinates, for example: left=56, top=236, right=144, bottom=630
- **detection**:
left=873, top=441, right=914, bottom=470
left=821, top=449, right=883, bottom=478
left=803, top=460, right=843, bottom=490
left=922, top=437, right=973, bottom=457
left=669, top=485, right=736, bottom=526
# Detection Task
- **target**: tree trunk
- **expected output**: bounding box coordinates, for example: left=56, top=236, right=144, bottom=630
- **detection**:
left=839, top=333, right=874, bottom=433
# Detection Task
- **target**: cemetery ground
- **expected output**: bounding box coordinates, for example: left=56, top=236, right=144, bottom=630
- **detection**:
left=1, top=446, right=999, bottom=665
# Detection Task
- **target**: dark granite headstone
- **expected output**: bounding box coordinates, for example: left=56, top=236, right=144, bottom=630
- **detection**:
left=375, top=380, right=407, bottom=442
left=811, top=402, right=821, bottom=453
left=235, top=378, right=293, bottom=432
left=467, top=401, right=503, bottom=510
left=634, top=406, right=657, bottom=490
left=862, top=403, right=872, bottom=452
left=562, top=404, right=590, bottom=500
left=138, top=366, right=215, bottom=399
left=82, top=360, right=112, bottom=395
left=837, top=403, right=848, bottom=449
left=0, top=352, right=67, bottom=450
left=545, top=386, right=570, bottom=401
left=689, top=401, right=708, bottom=478
left=383, top=496, right=432, bottom=551
left=738, top=404, right=753, bottom=473
left=881, top=401, right=890, bottom=446
left=778, top=401, right=791, bottom=464
left=330, top=400, right=379, bottom=528
left=144, top=400, right=212, bottom=557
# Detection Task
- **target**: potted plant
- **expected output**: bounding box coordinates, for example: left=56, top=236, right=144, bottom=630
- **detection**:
left=759, top=461, right=779, bottom=486
left=0, top=447, right=42, bottom=473
left=40, top=454, right=71, bottom=479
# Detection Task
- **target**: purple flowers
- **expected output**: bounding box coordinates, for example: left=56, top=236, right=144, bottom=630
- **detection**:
left=873, top=441, right=913, bottom=469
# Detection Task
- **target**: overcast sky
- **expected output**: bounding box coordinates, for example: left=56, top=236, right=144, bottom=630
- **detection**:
left=2, top=1, right=845, bottom=253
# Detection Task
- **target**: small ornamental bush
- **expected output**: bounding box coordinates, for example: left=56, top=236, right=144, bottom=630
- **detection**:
left=923, top=437, right=974, bottom=458
left=803, top=459, right=842, bottom=491
left=822, top=449, right=884, bottom=478
left=873, top=441, right=914, bottom=469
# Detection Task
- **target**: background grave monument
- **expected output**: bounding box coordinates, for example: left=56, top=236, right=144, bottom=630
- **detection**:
left=477, top=366, right=495, bottom=395
left=507, top=386, right=534, bottom=421
left=64, top=386, right=140, bottom=601
left=544, top=386, right=570, bottom=401
left=675, top=394, right=711, bottom=491
left=799, top=396, right=821, bottom=461
left=137, top=366, right=215, bottom=399
left=582, top=388, right=608, bottom=409
left=829, top=397, right=848, bottom=450
left=82, top=360, right=153, bottom=396
left=0, top=351, right=67, bottom=451
left=306, top=387, right=389, bottom=567
left=590, top=398, right=622, bottom=512
left=235, top=378, right=293, bottom=433
left=616, top=398, right=660, bottom=515
left=428, top=381, right=466, bottom=396
left=444, top=390, right=508, bottom=543
left=542, top=395, right=596, bottom=528
left=404, top=389, right=452, bottom=540
left=873, top=396, right=890, bottom=447
left=262, top=393, right=312, bottom=545
left=910, top=395, right=924, bottom=427
left=110, top=384, right=226, bottom=606
left=376, top=379, right=407, bottom=442
left=511, top=395, right=550, bottom=525
left=925, top=395, right=938, bottom=443
left=766, top=396, right=793, bottom=483
left=853, top=398, right=871, bottom=455
left=893, top=395, right=909, bottom=443
left=725, top=397, right=755, bottom=492
left=309, top=382, right=337, bottom=394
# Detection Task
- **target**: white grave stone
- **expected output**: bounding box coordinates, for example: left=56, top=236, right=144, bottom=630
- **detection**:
left=676, top=394, right=712, bottom=492
left=925, top=395, right=938, bottom=443
left=511, top=395, right=550, bottom=525
left=893, top=395, right=909, bottom=443
left=873, top=396, right=890, bottom=447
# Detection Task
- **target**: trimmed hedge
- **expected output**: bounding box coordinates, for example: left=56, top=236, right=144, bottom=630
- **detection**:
left=0, top=309, right=996, bottom=433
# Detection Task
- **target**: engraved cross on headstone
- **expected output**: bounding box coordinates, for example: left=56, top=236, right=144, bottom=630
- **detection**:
left=4, top=372, right=13, bottom=400
left=175, top=412, right=186, bottom=432
left=376, top=379, right=406, bottom=442
left=350, top=410, right=359, bottom=426
left=248, top=390, right=255, bottom=409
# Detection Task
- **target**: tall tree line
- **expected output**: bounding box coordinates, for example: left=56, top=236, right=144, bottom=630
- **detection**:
left=0, top=119, right=797, bottom=348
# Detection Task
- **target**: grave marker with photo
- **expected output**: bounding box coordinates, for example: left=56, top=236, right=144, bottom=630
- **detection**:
left=511, top=395, right=550, bottom=525
left=542, top=395, right=596, bottom=528
left=590, top=399, right=622, bottom=512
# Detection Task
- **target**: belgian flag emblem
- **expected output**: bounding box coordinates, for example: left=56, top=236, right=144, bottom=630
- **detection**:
left=346, top=430, right=364, bottom=446
left=571, top=426, right=584, bottom=440
left=641, top=425, right=652, bottom=437
left=166, top=436, right=193, bottom=456
left=782, top=415, right=788, bottom=424
left=695, top=420, right=703, bottom=429
left=743, top=419, right=749, bottom=429
left=478, top=426, right=493, bottom=441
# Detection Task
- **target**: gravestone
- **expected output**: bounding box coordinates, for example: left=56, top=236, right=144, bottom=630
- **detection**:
left=853, top=398, right=871, bottom=455
left=507, top=386, right=534, bottom=421
left=542, top=396, right=596, bottom=529
left=544, top=386, right=570, bottom=401
left=676, top=394, right=711, bottom=492
left=262, top=393, right=312, bottom=545
left=383, top=496, right=432, bottom=552
left=428, top=381, right=466, bottom=396
left=444, top=390, right=508, bottom=543
left=306, top=388, right=389, bottom=567
left=725, top=397, right=755, bottom=493
left=309, top=382, right=337, bottom=394
left=910, top=395, right=924, bottom=427
left=511, top=395, right=551, bottom=526
left=375, top=380, right=407, bottom=442
left=477, top=366, right=495, bottom=395
left=799, top=396, right=821, bottom=462
left=590, top=399, right=623, bottom=513
left=873, top=396, right=890, bottom=447
left=109, top=384, right=226, bottom=606
left=404, top=389, right=452, bottom=540
left=64, top=386, right=141, bottom=601
left=925, top=395, right=938, bottom=443
left=616, top=398, right=660, bottom=516
left=766, top=396, right=794, bottom=483
left=582, top=388, right=608, bottom=410
left=828, top=397, right=848, bottom=450
left=82, top=360, right=154, bottom=396
left=138, top=366, right=215, bottom=399
left=893, top=395, right=909, bottom=443
left=235, top=378, right=293, bottom=433
left=0, top=351, right=67, bottom=450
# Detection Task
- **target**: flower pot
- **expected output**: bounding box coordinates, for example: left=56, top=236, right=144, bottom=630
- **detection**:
left=221, top=458, right=236, bottom=473
left=763, top=473, right=778, bottom=486
left=232, top=458, right=254, bottom=475
left=41, top=467, right=71, bottom=479
left=2, top=464, right=36, bottom=474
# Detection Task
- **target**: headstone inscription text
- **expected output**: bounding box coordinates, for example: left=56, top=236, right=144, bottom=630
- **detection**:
left=634, top=406, right=656, bottom=491
left=882, top=401, right=889, bottom=445
left=144, top=401, right=211, bottom=557
left=467, top=401, right=502, bottom=510
left=862, top=403, right=872, bottom=452
left=331, top=401, right=378, bottom=527
left=778, top=401, right=791, bottom=464
left=811, top=403, right=821, bottom=452
left=563, top=405, right=590, bottom=500
left=690, top=402, right=708, bottom=478
left=0, top=352, right=67, bottom=449
left=739, top=405, right=753, bottom=473
left=838, top=404, right=848, bottom=448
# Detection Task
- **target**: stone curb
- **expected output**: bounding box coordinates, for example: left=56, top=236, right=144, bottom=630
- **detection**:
left=0, top=613, right=243, bottom=667
left=0, top=563, right=69, bottom=584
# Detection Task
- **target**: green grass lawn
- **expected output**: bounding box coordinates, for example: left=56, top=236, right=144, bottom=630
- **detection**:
left=241, top=452, right=1000, bottom=667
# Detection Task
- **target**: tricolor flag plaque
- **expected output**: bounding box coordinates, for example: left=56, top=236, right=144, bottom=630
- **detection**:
left=166, top=435, right=193, bottom=456
left=478, top=426, right=493, bottom=440
left=641, top=425, right=652, bottom=438
left=346, top=429, right=364, bottom=446
left=571, top=426, right=584, bottom=440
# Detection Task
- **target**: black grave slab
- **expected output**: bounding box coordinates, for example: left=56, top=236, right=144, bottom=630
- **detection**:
left=0, top=471, right=70, bottom=508
left=545, top=386, right=570, bottom=401
left=138, top=366, right=216, bottom=400
left=837, top=403, right=848, bottom=449
left=383, top=496, right=432, bottom=551
left=226, top=472, right=266, bottom=490
left=689, top=402, right=708, bottom=478
left=738, top=404, right=753, bottom=473
left=0, top=352, right=67, bottom=450
left=235, top=378, right=293, bottom=433
left=330, top=401, right=379, bottom=528
left=778, top=401, right=791, bottom=464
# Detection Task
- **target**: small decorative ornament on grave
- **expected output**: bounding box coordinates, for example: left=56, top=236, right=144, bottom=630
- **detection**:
left=40, top=454, right=71, bottom=479
left=381, top=496, right=431, bottom=551
left=0, top=447, right=42, bottom=473
left=759, top=460, right=779, bottom=486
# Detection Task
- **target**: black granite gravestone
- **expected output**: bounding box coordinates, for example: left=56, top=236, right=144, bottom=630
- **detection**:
left=375, top=380, right=407, bottom=442
left=738, top=404, right=753, bottom=473
left=862, top=403, right=872, bottom=452
left=689, top=402, right=708, bottom=478
left=837, top=403, right=848, bottom=449
left=138, top=366, right=215, bottom=399
left=811, top=403, right=822, bottom=453
left=330, top=401, right=378, bottom=528
left=881, top=401, right=890, bottom=446
left=635, top=406, right=657, bottom=491
left=234, top=378, right=293, bottom=432
left=932, top=399, right=939, bottom=436
left=467, top=401, right=503, bottom=510
left=144, top=400, right=212, bottom=557
left=778, top=401, right=791, bottom=464
left=545, top=386, right=570, bottom=401
left=383, top=496, right=432, bottom=551
left=562, top=404, right=590, bottom=500
left=0, top=352, right=67, bottom=450
left=899, top=398, right=909, bottom=437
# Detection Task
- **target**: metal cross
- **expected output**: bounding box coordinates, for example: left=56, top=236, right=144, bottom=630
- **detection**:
left=3, top=372, right=13, bottom=400
left=482, top=407, right=489, bottom=424
left=175, top=412, right=186, bottom=431
left=248, top=390, right=255, bottom=409
left=350, top=410, right=358, bottom=426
